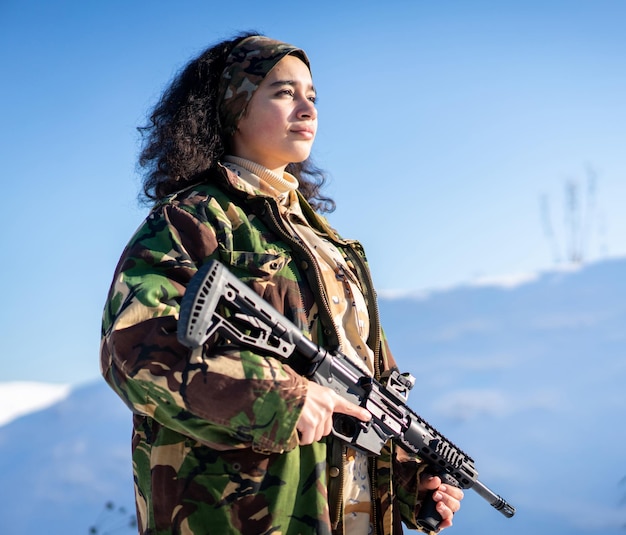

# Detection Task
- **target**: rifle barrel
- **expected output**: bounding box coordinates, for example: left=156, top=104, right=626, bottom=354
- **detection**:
left=472, top=479, right=516, bottom=518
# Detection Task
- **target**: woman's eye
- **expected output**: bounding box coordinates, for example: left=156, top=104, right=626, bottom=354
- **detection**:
left=274, top=89, right=316, bottom=104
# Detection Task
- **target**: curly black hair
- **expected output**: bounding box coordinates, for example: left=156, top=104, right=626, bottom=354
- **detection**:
left=137, top=31, right=335, bottom=213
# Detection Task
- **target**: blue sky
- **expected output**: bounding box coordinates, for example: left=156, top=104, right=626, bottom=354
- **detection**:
left=2, top=0, right=625, bottom=384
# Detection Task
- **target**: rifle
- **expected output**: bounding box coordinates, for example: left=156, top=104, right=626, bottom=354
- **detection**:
left=177, top=260, right=516, bottom=531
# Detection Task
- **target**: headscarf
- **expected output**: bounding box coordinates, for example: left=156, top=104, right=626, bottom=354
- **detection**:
left=218, top=35, right=310, bottom=135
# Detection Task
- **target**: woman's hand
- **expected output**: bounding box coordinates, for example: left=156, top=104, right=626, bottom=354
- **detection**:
left=419, top=474, right=464, bottom=531
left=296, top=380, right=371, bottom=445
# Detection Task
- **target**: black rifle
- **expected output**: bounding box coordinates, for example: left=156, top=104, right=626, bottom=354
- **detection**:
left=177, top=260, right=516, bottom=531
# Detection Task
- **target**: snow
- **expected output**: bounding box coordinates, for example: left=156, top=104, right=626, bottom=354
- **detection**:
left=0, top=381, right=135, bottom=534
left=0, top=381, right=71, bottom=426
left=378, top=257, right=626, bottom=534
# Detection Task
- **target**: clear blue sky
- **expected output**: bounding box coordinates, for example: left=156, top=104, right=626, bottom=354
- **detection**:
left=2, top=0, right=625, bottom=384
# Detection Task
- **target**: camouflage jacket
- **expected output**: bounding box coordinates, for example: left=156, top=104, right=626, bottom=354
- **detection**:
left=100, top=165, right=431, bottom=534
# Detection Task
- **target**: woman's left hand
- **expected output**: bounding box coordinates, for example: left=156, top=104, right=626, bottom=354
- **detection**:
left=419, top=474, right=464, bottom=531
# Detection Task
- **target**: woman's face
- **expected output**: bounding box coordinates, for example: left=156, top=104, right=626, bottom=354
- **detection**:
left=231, top=54, right=317, bottom=174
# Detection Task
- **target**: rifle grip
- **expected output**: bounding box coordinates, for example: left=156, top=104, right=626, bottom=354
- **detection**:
left=415, top=490, right=442, bottom=533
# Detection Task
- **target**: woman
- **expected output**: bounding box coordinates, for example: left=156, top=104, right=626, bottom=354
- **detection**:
left=100, top=33, right=463, bottom=535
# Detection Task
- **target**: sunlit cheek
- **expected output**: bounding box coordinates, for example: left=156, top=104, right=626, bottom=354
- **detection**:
left=254, top=111, right=283, bottom=136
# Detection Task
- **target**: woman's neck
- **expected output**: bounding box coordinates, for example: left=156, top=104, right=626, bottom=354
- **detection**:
left=223, top=155, right=298, bottom=194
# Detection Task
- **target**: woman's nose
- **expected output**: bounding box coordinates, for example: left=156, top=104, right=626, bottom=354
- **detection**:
left=297, top=97, right=317, bottom=120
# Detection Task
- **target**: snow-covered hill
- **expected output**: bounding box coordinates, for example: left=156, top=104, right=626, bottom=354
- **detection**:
left=379, top=257, right=626, bottom=534
left=0, top=381, right=135, bottom=534
left=1, top=257, right=625, bottom=534
left=0, top=382, right=71, bottom=426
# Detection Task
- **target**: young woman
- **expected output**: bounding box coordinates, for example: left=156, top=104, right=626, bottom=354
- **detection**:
left=100, top=33, right=463, bottom=535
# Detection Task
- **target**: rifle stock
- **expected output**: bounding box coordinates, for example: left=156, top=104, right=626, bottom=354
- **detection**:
left=177, top=260, right=516, bottom=530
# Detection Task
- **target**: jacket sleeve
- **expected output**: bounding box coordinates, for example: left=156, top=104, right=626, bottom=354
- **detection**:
left=393, top=447, right=438, bottom=534
left=100, top=200, right=308, bottom=454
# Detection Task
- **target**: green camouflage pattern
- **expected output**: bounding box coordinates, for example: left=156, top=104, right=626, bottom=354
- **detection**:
left=218, top=35, right=310, bottom=135
left=100, top=165, right=430, bottom=534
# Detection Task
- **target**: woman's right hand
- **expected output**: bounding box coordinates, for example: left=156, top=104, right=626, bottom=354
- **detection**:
left=296, top=380, right=371, bottom=445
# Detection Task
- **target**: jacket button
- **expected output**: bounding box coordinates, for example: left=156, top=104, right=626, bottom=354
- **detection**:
left=300, top=260, right=309, bottom=270
left=329, top=466, right=340, bottom=478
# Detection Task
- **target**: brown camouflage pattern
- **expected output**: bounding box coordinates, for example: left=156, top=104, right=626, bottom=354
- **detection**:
left=100, top=164, right=433, bottom=534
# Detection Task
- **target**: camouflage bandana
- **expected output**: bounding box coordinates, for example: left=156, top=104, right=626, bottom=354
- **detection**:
left=218, top=35, right=310, bottom=135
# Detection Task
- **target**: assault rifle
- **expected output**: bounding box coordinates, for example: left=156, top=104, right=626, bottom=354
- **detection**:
left=177, top=260, right=516, bottom=531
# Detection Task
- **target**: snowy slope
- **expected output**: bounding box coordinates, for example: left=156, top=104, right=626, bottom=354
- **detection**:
left=0, top=257, right=625, bottom=534
left=0, top=381, right=135, bottom=534
left=379, top=257, right=626, bottom=534
left=0, top=382, right=71, bottom=426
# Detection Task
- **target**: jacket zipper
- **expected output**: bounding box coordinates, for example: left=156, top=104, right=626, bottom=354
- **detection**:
left=259, top=198, right=343, bottom=351
left=259, top=198, right=348, bottom=530
left=259, top=198, right=388, bottom=534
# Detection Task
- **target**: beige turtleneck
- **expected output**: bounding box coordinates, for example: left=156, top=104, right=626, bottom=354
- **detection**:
left=223, top=155, right=298, bottom=196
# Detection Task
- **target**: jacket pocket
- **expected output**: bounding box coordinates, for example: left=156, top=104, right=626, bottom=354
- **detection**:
left=226, top=251, right=289, bottom=279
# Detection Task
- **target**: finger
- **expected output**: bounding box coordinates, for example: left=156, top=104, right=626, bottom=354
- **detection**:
left=434, top=490, right=462, bottom=516
left=299, top=420, right=325, bottom=444
left=297, top=413, right=322, bottom=445
left=437, top=485, right=464, bottom=511
left=436, top=498, right=455, bottom=522
left=298, top=426, right=313, bottom=445
left=333, top=397, right=371, bottom=421
left=323, top=413, right=334, bottom=437
left=437, top=517, right=454, bottom=531
left=418, top=474, right=442, bottom=491
left=439, top=485, right=465, bottom=504
left=313, top=426, right=325, bottom=443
